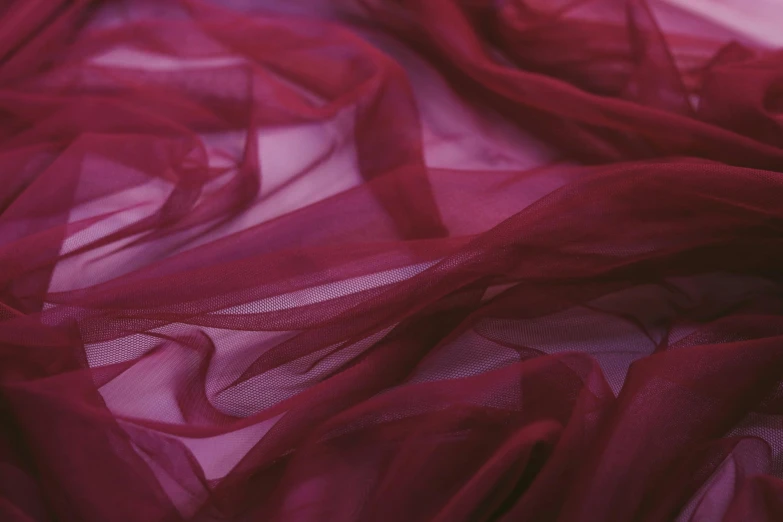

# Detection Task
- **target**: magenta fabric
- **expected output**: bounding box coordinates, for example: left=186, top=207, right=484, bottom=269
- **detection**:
left=3, top=0, right=783, bottom=520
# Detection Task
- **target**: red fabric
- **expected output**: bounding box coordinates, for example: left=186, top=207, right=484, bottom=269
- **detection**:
left=3, top=0, right=783, bottom=520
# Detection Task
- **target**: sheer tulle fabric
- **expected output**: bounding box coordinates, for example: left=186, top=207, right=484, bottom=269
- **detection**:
left=3, top=0, right=783, bottom=520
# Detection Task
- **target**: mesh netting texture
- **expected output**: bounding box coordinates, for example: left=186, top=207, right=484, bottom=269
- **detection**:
left=3, top=0, right=783, bottom=521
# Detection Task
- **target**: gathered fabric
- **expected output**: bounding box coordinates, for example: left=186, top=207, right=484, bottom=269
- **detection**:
left=3, top=1, right=783, bottom=521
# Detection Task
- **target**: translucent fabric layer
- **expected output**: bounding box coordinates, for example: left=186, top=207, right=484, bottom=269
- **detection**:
left=3, top=1, right=783, bottom=521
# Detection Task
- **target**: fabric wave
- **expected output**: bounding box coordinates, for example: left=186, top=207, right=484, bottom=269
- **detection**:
left=2, top=0, right=783, bottom=520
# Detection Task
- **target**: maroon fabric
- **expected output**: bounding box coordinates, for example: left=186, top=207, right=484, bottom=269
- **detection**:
left=3, top=0, right=783, bottom=520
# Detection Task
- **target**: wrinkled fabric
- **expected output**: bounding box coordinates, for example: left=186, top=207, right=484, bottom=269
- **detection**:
left=3, top=1, right=783, bottom=521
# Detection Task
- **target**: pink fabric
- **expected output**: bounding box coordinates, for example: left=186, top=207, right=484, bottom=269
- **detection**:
left=3, top=1, right=783, bottom=520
